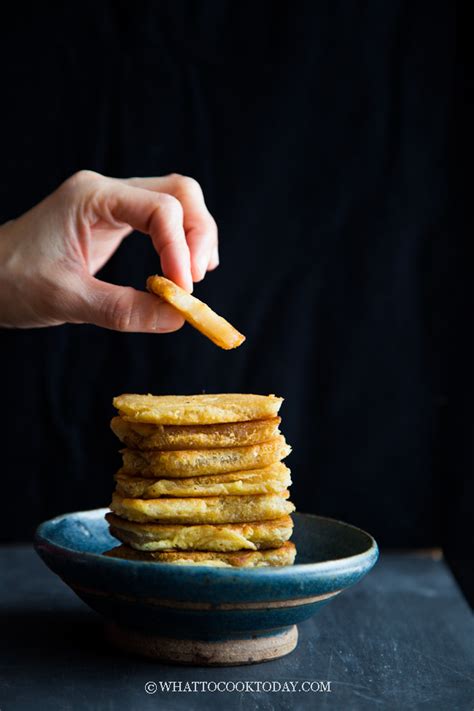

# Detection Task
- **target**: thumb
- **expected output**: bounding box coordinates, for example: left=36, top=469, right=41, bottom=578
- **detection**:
left=72, top=276, right=184, bottom=333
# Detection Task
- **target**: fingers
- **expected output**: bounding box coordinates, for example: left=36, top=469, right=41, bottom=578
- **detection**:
left=71, top=276, right=185, bottom=333
left=121, top=175, right=218, bottom=282
left=97, top=182, right=193, bottom=292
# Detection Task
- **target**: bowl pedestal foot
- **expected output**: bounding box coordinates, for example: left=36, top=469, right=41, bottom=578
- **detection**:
left=106, top=622, right=298, bottom=666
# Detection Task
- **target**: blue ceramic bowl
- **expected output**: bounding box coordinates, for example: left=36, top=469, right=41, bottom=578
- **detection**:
left=35, top=509, right=378, bottom=666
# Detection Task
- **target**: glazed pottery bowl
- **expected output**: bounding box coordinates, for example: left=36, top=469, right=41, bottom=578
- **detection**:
left=34, top=509, right=378, bottom=666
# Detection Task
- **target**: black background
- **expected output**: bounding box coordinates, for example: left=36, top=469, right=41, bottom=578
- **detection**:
left=0, top=3, right=471, bottom=599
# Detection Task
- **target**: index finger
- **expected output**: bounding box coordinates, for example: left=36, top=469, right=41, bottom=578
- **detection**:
left=97, top=182, right=193, bottom=292
left=122, top=175, right=218, bottom=282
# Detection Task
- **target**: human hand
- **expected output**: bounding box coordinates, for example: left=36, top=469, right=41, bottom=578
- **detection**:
left=0, top=170, right=218, bottom=331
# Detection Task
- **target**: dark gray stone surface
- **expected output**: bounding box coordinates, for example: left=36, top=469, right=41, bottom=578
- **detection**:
left=0, top=546, right=472, bottom=711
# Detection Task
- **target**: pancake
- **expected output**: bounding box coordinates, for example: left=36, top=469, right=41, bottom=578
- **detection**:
left=105, top=513, right=294, bottom=551
left=113, top=393, right=283, bottom=425
left=146, top=275, right=245, bottom=350
left=110, top=416, right=281, bottom=450
left=104, top=541, right=296, bottom=567
left=110, top=491, right=295, bottom=524
left=114, top=463, right=291, bottom=499
left=120, top=436, right=291, bottom=478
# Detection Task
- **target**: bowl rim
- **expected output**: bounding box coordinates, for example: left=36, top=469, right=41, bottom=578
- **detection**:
left=34, top=507, right=379, bottom=579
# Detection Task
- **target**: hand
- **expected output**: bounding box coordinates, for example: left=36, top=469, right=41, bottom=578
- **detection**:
left=0, top=170, right=219, bottom=331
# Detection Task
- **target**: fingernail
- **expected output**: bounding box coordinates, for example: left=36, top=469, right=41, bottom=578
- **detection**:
left=211, top=245, right=219, bottom=268
left=177, top=273, right=193, bottom=293
left=194, top=254, right=208, bottom=281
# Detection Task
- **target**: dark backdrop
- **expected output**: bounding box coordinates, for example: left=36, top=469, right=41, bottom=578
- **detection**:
left=0, top=2, right=471, bottom=596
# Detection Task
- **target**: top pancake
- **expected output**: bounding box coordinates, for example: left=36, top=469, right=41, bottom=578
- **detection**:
left=110, top=416, right=281, bottom=450
left=113, top=393, right=283, bottom=425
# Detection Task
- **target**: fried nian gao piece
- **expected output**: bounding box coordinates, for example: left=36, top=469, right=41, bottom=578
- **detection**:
left=104, top=541, right=296, bottom=567
left=110, top=416, right=281, bottom=450
left=119, top=436, right=291, bottom=478
left=146, top=275, right=245, bottom=350
left=113, top=393, right=283, bottom=426
left=110, top=491, right=295, bottom=524
left=114, top=463, right=291, bottom=499
left=105, top=513, right=294, bottom=552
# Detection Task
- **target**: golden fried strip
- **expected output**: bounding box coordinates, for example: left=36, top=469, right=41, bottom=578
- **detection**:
left=146, top=275, right=245, bottom=349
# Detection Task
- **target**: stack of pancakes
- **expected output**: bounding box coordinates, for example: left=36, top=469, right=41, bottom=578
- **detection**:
left=104, top=394, right=296, bottom=567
